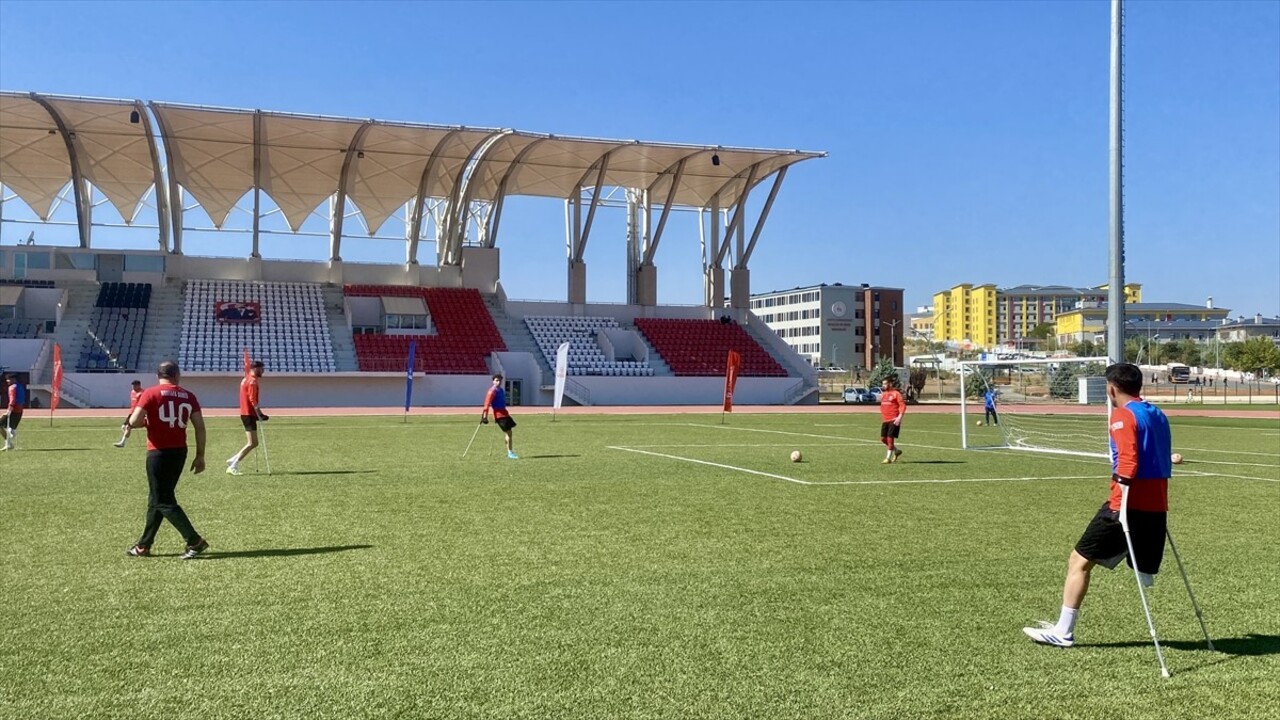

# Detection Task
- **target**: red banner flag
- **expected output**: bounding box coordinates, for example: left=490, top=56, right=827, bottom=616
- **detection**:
left=722, top=349, right=742, bottom=412
left=51, top=343, right=64, bottom=413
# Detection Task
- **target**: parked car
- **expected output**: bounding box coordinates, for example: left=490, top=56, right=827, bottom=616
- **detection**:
left=866, top=386, right=884, bottom=402
left=842, top=387, right=874, bottom=404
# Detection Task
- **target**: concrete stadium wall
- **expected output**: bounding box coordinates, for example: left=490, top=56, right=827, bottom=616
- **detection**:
left=62, top=371, right=494, bottom=410
left=574, top=376, right=799, bottom=406
left=57, top=371, right=800, bottom=410
left=0, top=339, right=45, bottom=372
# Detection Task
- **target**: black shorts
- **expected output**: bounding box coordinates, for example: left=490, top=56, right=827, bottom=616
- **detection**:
left=880, top=421, right=900, bottom=439
left=1, top=411, right=22, bottom=430
left=495, top=416, right=516, bottom=432
left=240, top=415, right=259, bottom=432
left=1075, top=502, right=1167, bottom=574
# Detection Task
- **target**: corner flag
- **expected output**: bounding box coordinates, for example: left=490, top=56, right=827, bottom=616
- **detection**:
left=50, top=343, right=64, bottom=416
left=553, top=342, right=569, bottom=415
left=723, top=349, right=742, bottom=413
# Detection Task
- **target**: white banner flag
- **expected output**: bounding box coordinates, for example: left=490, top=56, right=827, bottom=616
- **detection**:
left=553, top=342, right=570, bottom=411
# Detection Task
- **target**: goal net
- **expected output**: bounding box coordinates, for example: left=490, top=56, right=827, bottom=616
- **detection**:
left=959, top=357, right=1112, bottom=458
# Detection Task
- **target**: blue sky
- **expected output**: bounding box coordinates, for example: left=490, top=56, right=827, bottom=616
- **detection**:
left=1, top=0, right=1277, bottom=316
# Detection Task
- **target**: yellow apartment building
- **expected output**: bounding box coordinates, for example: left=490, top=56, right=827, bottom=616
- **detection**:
left=933, top=283, right=1142, bottom=349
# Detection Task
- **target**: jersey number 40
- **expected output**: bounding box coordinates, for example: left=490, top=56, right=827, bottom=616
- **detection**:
left=157, top=401, right=193, bottom=428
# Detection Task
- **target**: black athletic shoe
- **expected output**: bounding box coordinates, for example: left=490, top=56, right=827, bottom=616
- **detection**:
left=179, top=538, right=209, bottom=560
left=126, top=545, right=151, bottom=557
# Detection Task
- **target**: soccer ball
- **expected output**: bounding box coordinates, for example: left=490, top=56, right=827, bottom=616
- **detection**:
left=976, top=421, right=983, bottom=426
left=790, top=450, right=802, bottom=463
left=1171, top=453, right=1184, bottom=465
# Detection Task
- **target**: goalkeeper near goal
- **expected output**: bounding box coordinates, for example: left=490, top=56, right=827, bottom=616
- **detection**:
left=1022, top=363, right=1171, bottom=648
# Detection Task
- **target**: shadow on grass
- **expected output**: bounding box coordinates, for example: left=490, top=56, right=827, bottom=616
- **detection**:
left=1089, top=634, right=1280, bottom=657
left=14, top=448, right=97, bottom=452
left=521, top=454, right=581, bottom=460
left=202, top=544, right=374, bottom=561
left=265, top=470, right=379, bottom=476
left=901, top=460, right=965, bottom=465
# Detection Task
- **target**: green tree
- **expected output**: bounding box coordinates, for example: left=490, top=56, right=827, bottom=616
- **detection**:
left=908, top=366, right=929, bottom=400
left=867, top=358, right=897, bottom=388
left=1124, top=338, right=1145, bottom=364
left=1070, top=340, right=1099, bottom=358
left=1232, top=337, right=1280, bottom=375
left=1028, top=323, right=1055, bottom=340
left=1049, top=362, right=1107, bottom=399
left=1221, top=341, right=1246, bottom=370
left=962, top=367, right=992, bottom=398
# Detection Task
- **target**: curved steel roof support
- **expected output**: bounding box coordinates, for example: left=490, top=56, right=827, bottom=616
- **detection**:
left=29, top=93, right=91, bottom=248
left=406, top=128, right=462, bottom=265
left=148, top=102, right=185, bottom=254
left=739, top=165, right=787, bottom=269
left=485, top=138, right=551, bottom=249
left=445, top=130, right=514, bottom=265
left=251, top=110, right=263, bottom=259
left=134, top=100, right=170, bottom=251
left=713, top=162, right=761, bottom=268
left=330, top=120, right=375, bottom=262
left=640, top=157, right=686, bottom=265
left=570, top=151, right=613, bottom=263
left=647, top=148, right=712, bottom=203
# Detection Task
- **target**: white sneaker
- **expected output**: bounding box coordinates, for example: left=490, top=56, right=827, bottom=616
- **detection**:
left=1138, top=572, right=1156, bottom=588
left=1, top=444, right=10, bottom=452
left=226, top=457, right=237, bottom=466
left=1023, top=625, right=1074, bottom=648
left=114, top=440, right=126, bottom=448
left=226, top=466, right=242, bottom=476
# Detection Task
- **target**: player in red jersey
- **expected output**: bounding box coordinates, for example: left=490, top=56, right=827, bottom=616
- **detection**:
left=482, top=373, right=518, bottom=459
left=1023, top=363, right=1172, bottom=647
left=227, top=360, right=268, bottom=476
left=878, top=374, right=907, bottom=464
left=1, top=373, right=25, bottom=451
left=124, top=361, right=210, bottom=560
left=114, top=379, right=145, bottom=448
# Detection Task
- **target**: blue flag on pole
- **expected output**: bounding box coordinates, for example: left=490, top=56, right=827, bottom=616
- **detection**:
left=404, top=340, right=417, bottom=414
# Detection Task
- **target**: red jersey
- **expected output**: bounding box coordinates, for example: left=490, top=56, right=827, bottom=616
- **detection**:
left=1106, top=400, right=1171, bottom=513
left=129, top=388, right=144, bottom=409
left=879, top=388, right=906, bottom=422
left=483, top=385, right=511, bottom=419
left=239, top=375, right=260, bottom=415
left=137, top=384, right=202, bottom=451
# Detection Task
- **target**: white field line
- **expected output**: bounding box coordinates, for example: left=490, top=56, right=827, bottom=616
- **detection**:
left=1171, top=447, right=1280, bottom=458
left=607, top=445, right=1102, bottom=487
left=805, top=475, right=1099, bottom=486
left=1170, top=425, right=1280, bottom=432
left=1177, top=458, right=1280, bottom=469
left=684, top=423, right=1280, bottom=483
left=1177, top=469, right=1280, bottom=483
left=607, top=446, right=811, bottom=485
left=628, top=443, right=857, bottom=448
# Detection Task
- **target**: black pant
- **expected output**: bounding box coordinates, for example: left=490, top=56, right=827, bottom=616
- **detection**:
left=137, top=448, right=201, bottom=547
left=985, top=408, right=999, bottom=425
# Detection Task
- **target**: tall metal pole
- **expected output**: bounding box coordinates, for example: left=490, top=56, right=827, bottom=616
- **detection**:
left=1106, top=0, right=1126, bottom=364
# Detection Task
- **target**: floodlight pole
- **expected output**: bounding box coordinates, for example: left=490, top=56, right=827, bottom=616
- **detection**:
left=1106, top=0, right=1126, bottom=365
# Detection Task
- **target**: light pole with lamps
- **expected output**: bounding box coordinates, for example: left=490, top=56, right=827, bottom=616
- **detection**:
left=885, top=319, right=901, bottom=366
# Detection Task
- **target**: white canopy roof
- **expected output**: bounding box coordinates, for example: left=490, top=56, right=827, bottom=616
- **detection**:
left=1, top=92, right=823, bottom=236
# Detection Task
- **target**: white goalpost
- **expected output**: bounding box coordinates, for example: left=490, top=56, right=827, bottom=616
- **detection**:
left=959, top=357, right=1113, bottom=458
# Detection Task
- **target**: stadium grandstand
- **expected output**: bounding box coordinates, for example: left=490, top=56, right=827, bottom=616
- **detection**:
left=0, top=91, right=826, bottom=408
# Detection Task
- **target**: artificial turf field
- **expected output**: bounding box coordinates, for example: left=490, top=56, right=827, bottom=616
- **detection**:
left=1, top=410, right=1277, bottom=720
